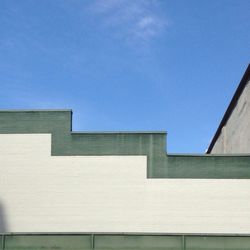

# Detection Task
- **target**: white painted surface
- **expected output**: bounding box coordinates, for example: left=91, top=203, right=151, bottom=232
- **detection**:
left=1, top=134, right=250, bottom=233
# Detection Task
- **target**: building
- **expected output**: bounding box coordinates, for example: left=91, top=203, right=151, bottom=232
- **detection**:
left=0, top=66, right=250, bottom=249
left=207, top=64, right=250, bottom=154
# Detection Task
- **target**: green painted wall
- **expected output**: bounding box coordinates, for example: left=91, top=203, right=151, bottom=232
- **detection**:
left=185, top=236, right=250, bottom=250
left=2, top=235, right=91, bottom=250
left=1, top=234, right=250, bottom=250
left=0, top=110, right=250, bottom=178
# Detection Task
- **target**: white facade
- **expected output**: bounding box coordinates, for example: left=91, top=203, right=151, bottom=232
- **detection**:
left=1, top=134, right=250, bottom=234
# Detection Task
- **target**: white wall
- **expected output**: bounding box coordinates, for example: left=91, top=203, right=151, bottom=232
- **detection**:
left=1, top=134, right=250, bottom=234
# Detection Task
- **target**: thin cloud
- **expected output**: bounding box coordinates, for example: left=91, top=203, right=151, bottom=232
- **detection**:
left=90, top=0, right=167, bottom=44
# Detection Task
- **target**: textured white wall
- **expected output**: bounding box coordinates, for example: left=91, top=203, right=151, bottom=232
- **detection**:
left=1, top=134, right=250, bottom=234
left=211, top=80, right=250, bottom=153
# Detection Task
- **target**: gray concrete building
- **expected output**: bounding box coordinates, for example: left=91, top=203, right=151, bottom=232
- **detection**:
left=207, top=64, right=250, bottom=154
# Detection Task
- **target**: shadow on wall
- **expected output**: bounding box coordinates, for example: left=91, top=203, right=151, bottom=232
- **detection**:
left=0, top=201, right=7, bottom=233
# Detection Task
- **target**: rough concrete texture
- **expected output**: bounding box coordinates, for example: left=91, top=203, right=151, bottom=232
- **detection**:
left=211, top=79, right=250, bottom=154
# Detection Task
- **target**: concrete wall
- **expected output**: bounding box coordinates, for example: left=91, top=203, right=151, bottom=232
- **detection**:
left=1, top=134, right=250, bottom=234
left=2, top=234, right=250, bottom=250
left=211, top=78, right=250, bottom=154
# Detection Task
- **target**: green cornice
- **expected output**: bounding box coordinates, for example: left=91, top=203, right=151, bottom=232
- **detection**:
left=71, top=131, right=167, bottom=134
left=0, top=110, right=250, bottom=179
left=0, top=109, right=73, bottom=112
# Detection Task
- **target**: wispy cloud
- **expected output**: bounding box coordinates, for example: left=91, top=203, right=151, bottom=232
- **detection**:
left=90, top=0, right=167, bottom=44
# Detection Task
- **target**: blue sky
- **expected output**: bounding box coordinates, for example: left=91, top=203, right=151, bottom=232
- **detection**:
left=0, top=0, right=250, bottom=153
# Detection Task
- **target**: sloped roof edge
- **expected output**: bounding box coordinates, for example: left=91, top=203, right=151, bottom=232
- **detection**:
left=206, top=64, right=250, bottom=154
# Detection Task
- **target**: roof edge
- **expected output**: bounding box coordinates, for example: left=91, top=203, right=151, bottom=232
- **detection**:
left=206, top=64, right=250, bottom=154
left=0, top=109, right=72, bottom=112
left=72, top=131, right=167, bottom=134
